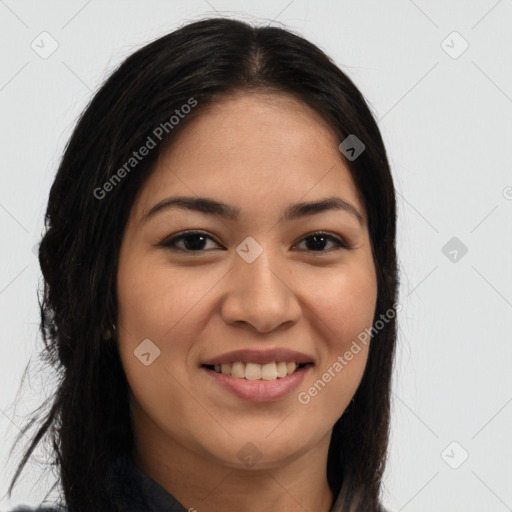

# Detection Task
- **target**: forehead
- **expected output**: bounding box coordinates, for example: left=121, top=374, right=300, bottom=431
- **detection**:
left=133, top=92, right=363, bottom=220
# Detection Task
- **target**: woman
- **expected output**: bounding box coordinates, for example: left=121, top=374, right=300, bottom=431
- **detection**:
left=7, top=17, right=398, bottom=512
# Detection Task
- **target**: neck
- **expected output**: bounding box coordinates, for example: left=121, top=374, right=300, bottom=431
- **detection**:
left=133, top=420, right=335, bottom=512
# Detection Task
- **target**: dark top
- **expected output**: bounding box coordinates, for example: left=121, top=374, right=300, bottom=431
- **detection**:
left=10, top=454, right=386, bottom=511
left=10, top=454, right=187, bottom=512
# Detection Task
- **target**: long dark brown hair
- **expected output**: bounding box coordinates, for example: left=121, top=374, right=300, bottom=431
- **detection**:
left=7, top=17, right=398, bottom=512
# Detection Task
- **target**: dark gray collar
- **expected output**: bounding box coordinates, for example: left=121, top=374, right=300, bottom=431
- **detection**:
left=109, top=454, right=188, bottom=511
left=110, top=454, right=349, bottom=512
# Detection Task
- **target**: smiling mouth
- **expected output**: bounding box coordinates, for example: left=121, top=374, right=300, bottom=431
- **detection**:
left=202, top=361, right=313, bottom=381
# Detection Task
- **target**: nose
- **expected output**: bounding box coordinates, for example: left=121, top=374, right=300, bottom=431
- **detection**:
left=220, top=246, right=302, bottom=334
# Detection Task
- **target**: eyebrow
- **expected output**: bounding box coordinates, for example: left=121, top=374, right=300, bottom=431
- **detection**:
left=142, top=195, right=364, bottom=225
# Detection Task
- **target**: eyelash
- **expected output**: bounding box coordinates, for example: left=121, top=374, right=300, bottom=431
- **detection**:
left=158, top=230, right=350, bottom=254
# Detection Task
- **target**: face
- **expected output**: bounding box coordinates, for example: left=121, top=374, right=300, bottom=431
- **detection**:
left=117, top=92, right=378, bottom=471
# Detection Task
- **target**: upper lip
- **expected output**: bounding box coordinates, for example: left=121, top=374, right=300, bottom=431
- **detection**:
left=201, top=348, right=314, bottom=366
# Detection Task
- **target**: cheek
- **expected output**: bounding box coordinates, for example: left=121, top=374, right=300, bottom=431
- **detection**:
left=117, top=257, right=219, bottom=341
left=296, top=260, right=377, bottom=414
left=116, top=258, right=221, bottom=405
left=306, top=260, right=378, bottom=345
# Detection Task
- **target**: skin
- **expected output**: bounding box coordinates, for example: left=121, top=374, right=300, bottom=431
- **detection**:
left=116, top=91, right=378, bottom=512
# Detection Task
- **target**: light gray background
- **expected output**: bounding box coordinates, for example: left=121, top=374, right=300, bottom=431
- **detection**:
left=1, top=1, right=511, bottom=511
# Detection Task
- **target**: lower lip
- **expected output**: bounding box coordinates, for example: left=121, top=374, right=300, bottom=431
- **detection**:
left=201, top=365, right=312, bottom=402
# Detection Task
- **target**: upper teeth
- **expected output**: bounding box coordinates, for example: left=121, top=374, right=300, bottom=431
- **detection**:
left=212, top=361, right=301, bottom=380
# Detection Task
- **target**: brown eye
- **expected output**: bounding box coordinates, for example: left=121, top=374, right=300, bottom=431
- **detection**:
left=294, top=232, right=348, bottom=252
left=160, top=231, right=222, bottom=252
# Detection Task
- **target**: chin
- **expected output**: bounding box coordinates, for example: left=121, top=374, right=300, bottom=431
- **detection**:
left=203, top=432, right=315, bottom=471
